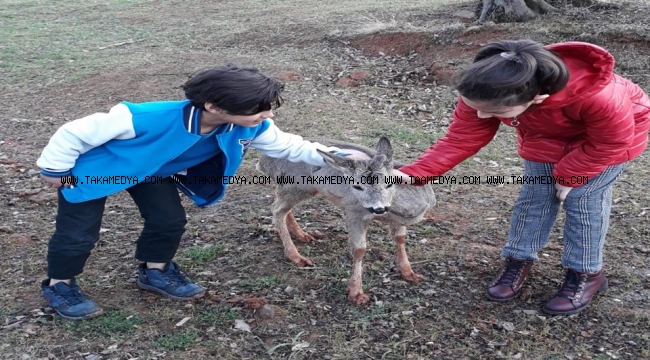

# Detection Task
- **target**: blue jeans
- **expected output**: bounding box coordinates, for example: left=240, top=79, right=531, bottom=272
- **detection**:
left=47, top=180, right=187, bottom=279
left=502, top=161, right=625, bottom=273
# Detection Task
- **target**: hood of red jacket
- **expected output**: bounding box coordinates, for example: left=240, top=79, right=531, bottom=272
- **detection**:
left=538, top=42, right=615, bottom=109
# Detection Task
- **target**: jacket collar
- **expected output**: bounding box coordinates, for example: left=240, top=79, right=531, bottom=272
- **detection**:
left=183, top=105, right=235, bottom=135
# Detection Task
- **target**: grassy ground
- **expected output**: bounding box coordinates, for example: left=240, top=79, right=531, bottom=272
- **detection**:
left=1, top=0, right=649, bottom=359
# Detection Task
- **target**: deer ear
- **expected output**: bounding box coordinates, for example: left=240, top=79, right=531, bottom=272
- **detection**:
left=376, top=136, right=393, bottom=168
left=368, top=154, right=386, bottom=171
left=317, top=149, right=357, bottom=173
left=376, top=137, right=393, bottom=163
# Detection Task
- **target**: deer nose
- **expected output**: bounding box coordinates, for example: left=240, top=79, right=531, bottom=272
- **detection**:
left=367, top=206, right=389, bottom=214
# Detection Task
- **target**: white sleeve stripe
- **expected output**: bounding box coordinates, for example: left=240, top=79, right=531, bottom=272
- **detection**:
left=36, top=103, right=136, bottom=172
left=250, top=120, right=340, bottom=167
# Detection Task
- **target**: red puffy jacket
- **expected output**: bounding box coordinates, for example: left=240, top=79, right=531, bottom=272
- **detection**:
left=399, top=42, right=650, bottom=187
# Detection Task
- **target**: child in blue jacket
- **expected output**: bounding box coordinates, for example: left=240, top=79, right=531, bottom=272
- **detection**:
left=37, top=64, right=351, bottom=320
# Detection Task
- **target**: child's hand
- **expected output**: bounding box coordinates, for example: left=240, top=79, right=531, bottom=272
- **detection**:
left=337, top=149, right=371, bottom=161
left=391, top=169, right=414, bottom=185
left=40, top=174, right=64, bottom=189
left=555, top=184, right=573, bottom=202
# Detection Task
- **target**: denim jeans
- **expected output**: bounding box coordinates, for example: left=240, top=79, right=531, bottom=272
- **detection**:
left=502, top=161, right=626, bottom=273
left=47, top=180, right=187, bottom=279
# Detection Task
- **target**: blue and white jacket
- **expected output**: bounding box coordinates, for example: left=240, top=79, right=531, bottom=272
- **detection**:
left=37, top=100, right=340, bottom=207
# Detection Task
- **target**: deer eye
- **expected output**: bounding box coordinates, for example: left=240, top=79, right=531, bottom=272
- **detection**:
left=386, top=183, right=393, bottom=188
left=352, top=185, right=363, bottom=191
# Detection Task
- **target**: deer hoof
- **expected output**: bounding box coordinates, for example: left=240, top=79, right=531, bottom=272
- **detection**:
left=294, top=233, right=316, bottom=244
left=286, top=253, right=314, bottom=267
left=309, top=230, right=326, bottom=239
left=401, top=272, right=424, bottom=283
left=349, top=292, right=370, bottom=305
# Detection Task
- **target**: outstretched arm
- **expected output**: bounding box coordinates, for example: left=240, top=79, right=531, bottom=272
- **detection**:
left=250, top=120, right=358, bottom=166
left=398, top=98, right=501, bottom=184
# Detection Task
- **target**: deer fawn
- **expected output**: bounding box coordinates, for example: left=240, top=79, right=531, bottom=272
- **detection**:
left=256, top=137, right=436, bottom=304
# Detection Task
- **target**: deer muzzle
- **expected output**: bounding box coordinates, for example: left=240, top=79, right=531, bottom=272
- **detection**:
left=366, top=206, right=389, bottom=214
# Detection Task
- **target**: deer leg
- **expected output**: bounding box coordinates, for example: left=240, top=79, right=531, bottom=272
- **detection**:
left=345, top=216, right=370, bottom=305
left=272, top=188, right=314, bottom=267
left=285, top=210, right=321, bottom=243
left=389, top=224, right=423, bottom=282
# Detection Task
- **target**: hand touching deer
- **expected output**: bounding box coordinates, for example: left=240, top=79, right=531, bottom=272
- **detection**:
left=257, top=137, right=435, bottom=304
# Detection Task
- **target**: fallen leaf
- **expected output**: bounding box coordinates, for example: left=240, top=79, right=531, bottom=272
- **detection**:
left=243, top=297, right=267, bottom=310
left=23, top=324, right=37, bottom=335
left=234, top=319, right=251, bottom=333
left=226, top=296, right=245, bottom=303
left=500, top=321, right=514, bottom=331
left=488, top=339, right=508, bottom=347
left=175, top=316, right=191, bottom=327
left=292, top=342, right=310, bottom=351
left=258, top=304, right=276, bottom=320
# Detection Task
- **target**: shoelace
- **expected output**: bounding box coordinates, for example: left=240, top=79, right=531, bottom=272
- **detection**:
left=555, top=271, right=584, bottom=300
left=497, top=261, right=526, bottom=286
left=57, top=286, right=87, bottom=306
left=161, top=265, right=194, bottom=287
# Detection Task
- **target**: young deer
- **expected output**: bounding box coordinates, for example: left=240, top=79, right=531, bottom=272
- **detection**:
left=256, top=137, right=436, bottom=304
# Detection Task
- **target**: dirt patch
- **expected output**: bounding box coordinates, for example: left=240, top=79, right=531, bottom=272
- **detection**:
left=347, top=32, right=436, bottom=57
left=346, top=27, right=513, bottom=85
left=272, top=69, right=302, bottom=83
left=604, top=33, right=650, bottom=51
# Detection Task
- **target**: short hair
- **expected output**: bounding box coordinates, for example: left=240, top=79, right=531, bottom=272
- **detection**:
left=182, top=64, right=284, bottom=114
left=454, top=40, right=570, bottom=106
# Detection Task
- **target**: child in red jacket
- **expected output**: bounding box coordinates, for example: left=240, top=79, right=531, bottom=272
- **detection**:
left=394, top=40, right=650, bottom=315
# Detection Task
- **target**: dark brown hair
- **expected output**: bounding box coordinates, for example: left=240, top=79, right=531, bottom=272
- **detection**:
left=183, top=64, right=284, bottom=114
left=454, top=40, right=570, bottom=106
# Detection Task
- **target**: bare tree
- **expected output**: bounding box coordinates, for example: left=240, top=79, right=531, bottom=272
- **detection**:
left=478, top=0, right=597, bottom=23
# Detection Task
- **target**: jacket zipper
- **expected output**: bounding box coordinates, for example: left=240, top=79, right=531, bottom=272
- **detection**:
left=511, top=116, right=520, bottom=126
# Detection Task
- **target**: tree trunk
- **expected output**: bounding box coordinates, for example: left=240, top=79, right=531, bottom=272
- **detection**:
left=526, top=0, right=559, bottom=14
left=478, top=0, right=559, bottom=23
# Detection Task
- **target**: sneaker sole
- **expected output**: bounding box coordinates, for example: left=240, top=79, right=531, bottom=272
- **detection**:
left=136, top=281, right=205, bottom=301
left=541, top=280, right=609, bottom=316
left=54, top=308, right=104, bottom=321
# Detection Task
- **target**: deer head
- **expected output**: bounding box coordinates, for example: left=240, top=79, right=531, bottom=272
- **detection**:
left=318, top=137, right=396, bottom=214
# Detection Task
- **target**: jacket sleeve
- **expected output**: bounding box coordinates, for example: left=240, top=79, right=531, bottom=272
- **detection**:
left=36, top=103, right=136, bottom=176
left=250, top=120, right=341, bottom=166
left=398, top=98, right=501, bottom=183
left=553, top=84, right=635, bottom=185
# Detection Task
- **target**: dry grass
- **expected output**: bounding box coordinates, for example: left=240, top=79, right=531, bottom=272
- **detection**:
left=1, top=0, right=649, bottom=359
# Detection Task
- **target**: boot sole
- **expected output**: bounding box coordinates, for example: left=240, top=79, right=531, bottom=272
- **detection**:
left=486, top=289, right=521, bottom=303
left=542, top=279, right=609, bottom=316
left=137, top=281, right=205, bottom=301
